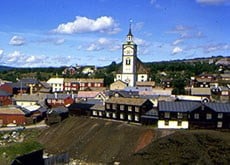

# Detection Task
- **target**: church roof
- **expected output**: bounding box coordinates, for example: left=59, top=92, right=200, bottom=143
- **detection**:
left=116, top=58, right=149, bottom=75
left=136, top=58, right=149, bottom=74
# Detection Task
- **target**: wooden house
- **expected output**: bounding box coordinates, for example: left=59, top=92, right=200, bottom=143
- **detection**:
left=46, top=93, right=75, bottom=108
left=11, top=82, right=29, bottom=95
left=161, top=78, right=173, bottom=88
left=192, top=74, right=218, bottom=88
left=189, top=102, right=230, bottom=129
left=14, top=94, right=39, bottom=107
left=0, top=106, right=26, bottom=126
left=47, top=77, right=64, bottom=93
left=219, top=86, right=230, bottom=103
left=69, top=99, right=102, bottom=116
left=18, top=78, right=41, bottom=94
left=158, top=101, right=201, bottom=129
left=77, top=78, right=104, bottom=91
left=64, top=78, right=80, bottom=93
left=46, top=106, right=68, bottom=125
left=90, top=103, right=105, bottom=118
left=105, top=97, right=153, bottom=123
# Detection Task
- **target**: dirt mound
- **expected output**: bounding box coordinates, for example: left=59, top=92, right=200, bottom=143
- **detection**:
left=122, top=130, right=230, bottom=165
left=38, top=117, right=156, bottom=163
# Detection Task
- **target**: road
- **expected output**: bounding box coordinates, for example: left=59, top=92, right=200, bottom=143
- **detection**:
left=0, top=120, right=49, bottom=132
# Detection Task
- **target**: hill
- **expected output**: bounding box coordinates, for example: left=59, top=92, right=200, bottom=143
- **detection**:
left=122, top=130, right=230, bottom=165
left=38, top=117, right=230, bottom=164
left=38, top=117, right=159, bottom=164
left=0, top=65, right=14, bottom=71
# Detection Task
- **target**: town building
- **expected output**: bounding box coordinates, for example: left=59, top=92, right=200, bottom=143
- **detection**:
left=104, top=97, right=153, bottom=123
left=47, top=77, right=64, bottom=93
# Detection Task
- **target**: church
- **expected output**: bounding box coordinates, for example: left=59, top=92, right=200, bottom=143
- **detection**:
left=115, top=25, right=149, bottom=87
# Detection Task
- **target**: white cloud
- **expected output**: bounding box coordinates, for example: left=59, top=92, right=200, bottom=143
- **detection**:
left=53, top=16, right=120, bottom=34
left=86, top=43, right=102, bottom=51
left=9, top=35, right=25, bottom=46
left=172, top=39, right=183, bottom=46
left=85, top=37, right=120, bottom=51
left=25, top=55, right=37, bottom=63
left=54, top=38, right=65, bottom=45
left=172, top=47, right=183, bottom=54
left=7, top=51, right=22, bottom=62
left=201, top=43, right=230, bottom=53
left=0, top=49, right=3, bottom=55
left=196, top=0, right=230, bottom=5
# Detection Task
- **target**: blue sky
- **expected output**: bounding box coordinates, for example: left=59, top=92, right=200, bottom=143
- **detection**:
left=0, top=0, right=230, bottom=67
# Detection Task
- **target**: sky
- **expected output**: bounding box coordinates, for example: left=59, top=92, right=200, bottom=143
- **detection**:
left=0, top=0, right=230, bottom=67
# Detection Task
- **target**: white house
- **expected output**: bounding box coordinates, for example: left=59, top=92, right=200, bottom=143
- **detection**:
left=47, top=77, right=64, bottom=92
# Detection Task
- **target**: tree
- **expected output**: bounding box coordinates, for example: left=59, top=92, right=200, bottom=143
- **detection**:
left=172, top=78, right=186, bottom=95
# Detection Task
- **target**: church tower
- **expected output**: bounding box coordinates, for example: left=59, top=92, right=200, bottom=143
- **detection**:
left=120, top=23, right=137, bottom=86
left=115, top=21, right=149, bottom=87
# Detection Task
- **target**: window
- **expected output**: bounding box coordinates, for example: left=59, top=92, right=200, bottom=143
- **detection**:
left=134, top=115, right=139, bottom=121
left=135, top=106, right=140, bottom=113
left=112, top=113, right=117, bottom=119
left=218, top=113, right=223, bottom=119
left=106, top=112, right=110, bottom=118
left=164, top=120, right=169, bottom=126
left=177, top=121, right=182, bottom=126
left=112, top=104, right=117, bottom=110
left=99, top=112, right=102, bottom=116
left=128, top=114, right=132, bottom=121
left=177, top=112, right=183, bottom=119
left=206, top=113, right=212, bottom=120
left=128, top=106, right=132, bottom=112
left=194, top=113, right=199, bottom=119
left=217, top=121, right=222, bottom=128
left=126, top=58, right=131, bottom=65
left=93, top=111, right=97, bottom=116
left=120, top=113, right=124, bottom=119
left=164, top=112, right=170, bottom=118
left=106, top=104, right=110, bottom=109
left=120, top=105, right=124, bottom=111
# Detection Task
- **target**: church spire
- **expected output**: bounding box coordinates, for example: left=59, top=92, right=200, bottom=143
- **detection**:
left=127, top=19, right=133, bottom=42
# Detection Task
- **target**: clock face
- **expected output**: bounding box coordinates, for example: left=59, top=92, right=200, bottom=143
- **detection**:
left=124, top=47, right=133, bottom=55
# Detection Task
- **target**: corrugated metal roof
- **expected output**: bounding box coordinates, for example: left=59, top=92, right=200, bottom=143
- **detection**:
left=205, top=102, right=230, bottom=113
left=159, top=101, right=201, bottom=112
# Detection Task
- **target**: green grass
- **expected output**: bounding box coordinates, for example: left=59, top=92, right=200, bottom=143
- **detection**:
left=0, top=129, right=44, bottom=164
